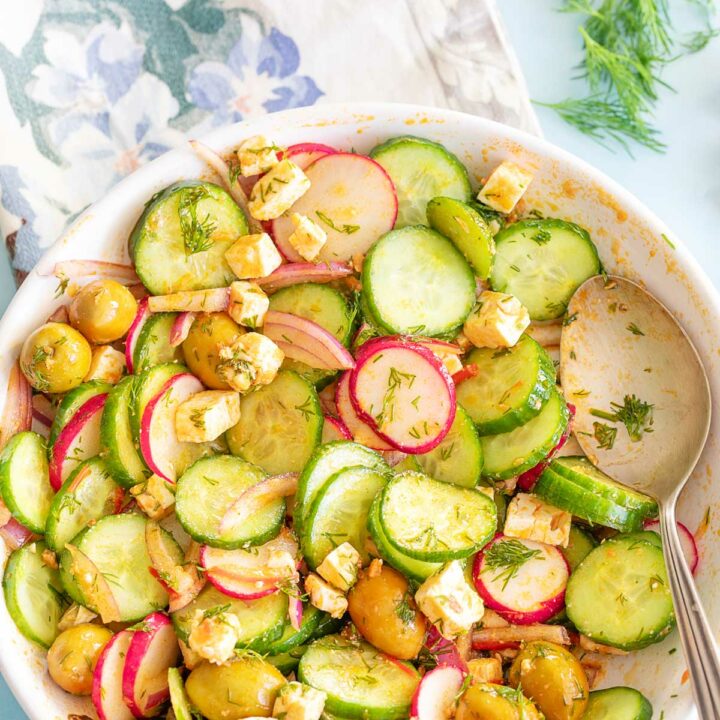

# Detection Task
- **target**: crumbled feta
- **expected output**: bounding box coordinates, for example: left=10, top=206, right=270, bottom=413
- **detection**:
left=415, top=561, right=485, bottom=639
left=130, top=474, right=176, bottom=520
left=188, top=609, right=241, bottom=665
left=463, top=291, right=530, bottom=349
left=305, top=573, right=348, bottom=619
left=225, top=232, right=283, bottom=280
left=467, top=657, right=503, bottom=685
left=274, top=681, right=327, bottom=720
left=316, top=542, right=361, bottom=591
left=176, top=390, right=241, bottom=443
left=83, top=345, right=126, bottom=384
left=503, top=493, right=571, bottom=547
left=287, top=213, right=327, bottom=262
left=435, top=349, right=463, bottom=376
left=237, top=135, right=282, bottom=177
left=57, top=603, right=98, bottom=632
left=248, top=160, right=310, bottom=221
left=228, top=281, right=270, bottom=329
left=217, top=332, right=284, bottom=393
left=477, top=161, right=534, bottom=214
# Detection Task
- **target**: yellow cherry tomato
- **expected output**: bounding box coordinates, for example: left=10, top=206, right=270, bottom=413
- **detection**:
left=47, top=624, right=113, bottom=696
left=69, top=279, right=137, bottom=344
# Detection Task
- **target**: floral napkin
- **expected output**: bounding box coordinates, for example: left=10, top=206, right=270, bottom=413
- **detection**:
left=0, top=0, right=538, bottom=284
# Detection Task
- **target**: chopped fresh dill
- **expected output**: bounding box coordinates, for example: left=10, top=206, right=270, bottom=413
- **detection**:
left=593, top=421, right=617, bottom=450
left=178, top=186, right=217, bottom=255
left=482, top=538, right=543, bottom=591
left=315, top=210, right=360, bottom=235
left=590, top=393, right=654, bottom=441
left=395, top=593, right=416, bottom=625
left=627, top=322, right=645, bottom=335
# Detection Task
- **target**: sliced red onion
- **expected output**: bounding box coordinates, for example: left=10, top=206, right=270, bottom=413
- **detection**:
left=44, top=260, right=139, bottom=286
left=169, top=312, right=196, bottom=347
left=124, top=297, right=151, bottom=374
left=0, top=362, right=32, bottom=452
left=255, top=262, right=353, bottom=293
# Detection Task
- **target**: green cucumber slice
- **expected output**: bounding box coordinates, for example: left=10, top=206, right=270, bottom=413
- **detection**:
left=370, top=136, right=471, bottom=227
left=133, top=312, right=184, bottom=373
left=302, top=466, right=388, bottom=568
left=379, top=471, right=496, bottom=561
left=45, top=457, right=121, bottom=552
left=267, top=646, right=309, bottom=674
left=560, top=524, right=598, bottom=571
left=50, top=380, right=111, bottom=446
left=265, top=604, right=325, bottom=654
left=175, top=455, right=284, bottom=548
left=130, top=362, right=187, bottom=441
left=3, top=541, right=66, bottom=648
left=616, top=531, right=662, bottom=548
left=0, top=431, right=53, bottom=533
left=362, top=226, right=475, bottom=338
left=172, top=584, right=287, bottom=651
left=415, top=405, right=483, bottom=487
left=480, top=388, right=569, bottom=480
left=456, top=335, right=556, bottom=435
left=583, top=686, right=653, bottom=720
left=490, top=218, right=601, bottom=321
left=566, top=535, right=675, bottom=650
left=130, top=180, right=248, bottom=295
left=226, top=370, right=323, bottom=475
left=100, top=376, right=149, bottom=488
left=298, top=635, right=420, bottom=720
left=168, top=667, right=194, bottom=720
left=426, top=196, right=495, bottom=279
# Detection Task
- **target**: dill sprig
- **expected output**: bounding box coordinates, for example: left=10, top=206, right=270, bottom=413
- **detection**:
left=482, top=538, right=543, bottom=591
left=178, top=186, right=217, bottom=255
left=590, top=393, right=654, bottom=441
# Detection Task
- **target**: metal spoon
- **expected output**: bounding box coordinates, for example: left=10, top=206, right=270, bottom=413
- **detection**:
left=561, top=275, right=719, bottom=718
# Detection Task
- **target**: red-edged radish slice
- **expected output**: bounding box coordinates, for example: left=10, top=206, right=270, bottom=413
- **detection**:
left=424, top=625, right=468, bottom=674
left=318, top=380, right=339, bottom=416
left=410, top=665, right=465, bottom=720
left=255, top=262, right=353, bottom=293
left=46, top=260, right=140, bottom=286
left=125, top=297, right=151, bottom=374
left=49, top=392, right=108, bottom=491
left=65, top=543, right=121, bottom=623
left=47, top=305, right=70, bottom=323
left=413, top=338, right=463, bottom=356
left=139, top=373, right=209, bottom=483
left=472, top=534, right=569, bottom=625
left=644, top=519, right=698, bottom=574
left=170, top=312, right=197, bottom=347
left=285, top=142, right=337, bottom=169
left=335, top=371, right=393, bottom=451
left=272, top=153, right=397, bottom=262
left=471, top=624, right=571, bottom=651
left=288, top=595, right=303, bottom=631
left=322, top=415, right=352, bottom=444
left=148, top=288, right=230, bottom=314
left=0, top=362, right=32, bottom=451
left=122, top=612, right=179, bottom=718
left=93, top=630, right=135, bottom=720
left=350, top=338, right=456, bottom=454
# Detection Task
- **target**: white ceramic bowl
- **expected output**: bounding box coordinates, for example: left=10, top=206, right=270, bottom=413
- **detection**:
left=1, top=103, right=717, bottom=720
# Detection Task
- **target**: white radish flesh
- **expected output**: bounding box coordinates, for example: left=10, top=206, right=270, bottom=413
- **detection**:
left=93, top=630, right=135, bottom=720
left=335, top=371, right=393, bottom=451
left=410, top=665, right=465, bottom=720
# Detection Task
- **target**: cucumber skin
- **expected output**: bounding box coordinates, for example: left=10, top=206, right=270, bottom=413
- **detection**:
left=133, top=312, right=184, bottom=373
left=561, top=525, right=598, bottom=572
left=584, top=687, right=653, bottom=720
left=49, top=380, right=111, bottom=446
left=265, top=605, right=325, bottom=655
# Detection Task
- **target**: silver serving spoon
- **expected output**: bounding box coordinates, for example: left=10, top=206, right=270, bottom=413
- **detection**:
left=561, top=275, right=719, bottom=719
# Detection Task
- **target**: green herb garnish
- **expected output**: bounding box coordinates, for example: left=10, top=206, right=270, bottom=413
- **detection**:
left=315, top=210, right=360, bottom=235
left=590, top=393, right=654, bottom=441
left=482, top=538, right=543, bottom=591
left=178, top=186, right=217, bottom=255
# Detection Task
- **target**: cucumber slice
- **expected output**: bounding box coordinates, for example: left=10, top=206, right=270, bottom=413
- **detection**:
left=560, top=524, right=598, bottom=571
left=176, top=455, right=284, bottom=548
left=172, top=584, right=287, bottom=651
left=133, top=312, right=184, bottom=373
left=130, top=362, right=187, bottom=441
left=3, top=541, right=66, bottom=648
left=370, top=136, right=471, bottom=227
left=130, top=180, right=248, bottom=295
left=0, top=431, right=53, bottom=533
left=298, top=635, right=420, bottom=720
left=617, top=531, right=662, bottom=548
left=168, top=667, right=194, bottom=720
left=266, top=604, right=325, bottom=654
left=379, top=471, right=496, bottom=561
left=45, top=457, right=121, bottom=552
left=490, top=218, right=601, bottom=321
left=456, top=335, right=556, bottom=435
left=49, top=380, right=111, bottom=446
left=100, top=376, right=149, bottom=488
left=267, top=645, right=309, bottom=674
left=367, top=494, right=441, bottom=582
left=363, top=226, right=475, bottom=338
left=549, top=457, right=658, bottom=516
left=296, top=441, right=388, bottom=535
left=226, top=370, right=323, bottom=476
left=566, top=535, right=674, bottom=650
left=426, top=196, right=495, bottom=279
left=584, top=686, right=653, bottom=720
left=302, top=465, right=388, bottom=568
left=415, top=405, right=482, bottom=488
left=481, top=388, right=569, bottom=480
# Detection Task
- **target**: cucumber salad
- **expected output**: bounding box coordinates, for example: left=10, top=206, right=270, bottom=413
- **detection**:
left=0, top=134, right=685, bottom=720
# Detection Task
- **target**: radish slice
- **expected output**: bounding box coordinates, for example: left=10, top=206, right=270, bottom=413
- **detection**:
left=335, top=371, right=393, bottom=451
left=424, top=625, right=468, bottom=674
left=125, top=298, right=151, bottom=374
left=272, top=153, right=397, bottom=262
left=65, top=543, right=121, bottom=623
left=413, top=338, right=463, bottom=356
left=148, top=288, right=229, bottom=314
left=49, top=392, right=108, bottom=491
left=321, top=415, right=352, bottom=443
left=644, top=519, right=698, bottom=574
left=46, top=260, right=140, bottom=286
left=285, top=142, right=337, bottom=169
left=93, top=630, right=135, bottom=720
left=472, top=534, right=569, bottom=625
left=288, top=595, right=304, bottom=631
left=255, top=262, right=353, bottom=293
left=265, top=311, right=355, bottom=370
left=0, top=362, right=32, bottom=451
left=471, top=623, right=571, bottom=650
left=410, top=665, right=465, bottom=720
left=170, top=312, right=196, bottom=347
left=122, top=612, right=179, bottom=718
left=350, top=338, right=456, bottom=454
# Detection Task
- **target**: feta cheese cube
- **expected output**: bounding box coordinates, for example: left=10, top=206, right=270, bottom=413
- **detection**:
left=225, top=233, right=283, bottom=279
left=188, top=609, right=241, bottom=665
left=57, top=603, right=98, bottom=632
left=237, top=135, right=282, bottom=177
left=217, top=332, right=284, bottom=393
left=84, top=345, right=126, bottom=384
left=305, top=573, right=348, bottom=619
left=415, top=560, right=484, bottom=639
left=435, top=349, right=463, bottom=376
left=228, top=281, right=269, bottom=328
left=130, top=474, right=176, bottom=520
left=288, top=213, right=327, bottom=262
left=176, top=390, right=241, bottom=443
left=467, top=657, right=503, bottom=685
left=316, top=542, right=361, bottom=591
left=248, top=160, right=310, bottom=221
left=503, top=493, right=571, bottom=547
left=477, top=161, right=534, bottom=214
left=463, top=291, right=530, bottom=349
left=274, top=681, right=327, bottom=720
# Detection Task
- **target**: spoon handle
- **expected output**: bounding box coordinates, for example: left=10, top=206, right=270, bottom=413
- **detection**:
left=660, top=502, right=720, bottom=718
